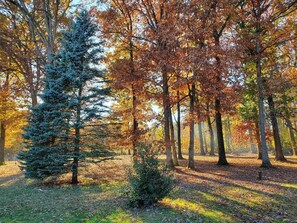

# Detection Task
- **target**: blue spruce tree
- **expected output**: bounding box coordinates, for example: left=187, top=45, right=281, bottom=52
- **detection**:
left=18, top=55, right=71, bottom=179
left=60, top=10, right=110, bottom=184
left=19, top=10, right=110, bottom=183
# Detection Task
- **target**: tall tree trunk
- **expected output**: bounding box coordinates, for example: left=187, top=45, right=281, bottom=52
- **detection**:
left=215, top=98, right=228, bottom=165
left=203, top=122, right=208, bottom=154
left=197, top=97, right=205, bottom=155
left=72, top=126, right=79, bottom=184
left=130, top=30, right=138, bottom=156
left=207, top=110, right=215, bottom=156
left=41, top=0, right=54, bottom=64
left=131, top=84, right=138, bottom=156
left=249, top=128, right=256, bottom=153
left=72, top=87, right=82, bottom=184
left=0, top=122, right=5, bottom=165
left=255, top=120, right=262, bottom=159
left=188, top=83, right=195, bottom=169
left=198, top=122, right=205, bottom=155
left=285, top=118, right=297, bottom=156
left=213, top=30, right=228, bottom=165
left=267, top=94, right=286, bottom=161
left=29, top=79, right=38, bottom=107
left=225, top=116, right=232, bottom=152
left=1, top=74, right=9, bottom=165
left=169, top=107, right=179, bottom=166
left=162, top=68, right=174, bottom=168
left=177, top=90, right=183, bottom=159
left=255, top=4, right=272, bottom=168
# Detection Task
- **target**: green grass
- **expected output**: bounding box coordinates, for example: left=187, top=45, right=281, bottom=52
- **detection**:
left=1, top=156, right=297, bottom=223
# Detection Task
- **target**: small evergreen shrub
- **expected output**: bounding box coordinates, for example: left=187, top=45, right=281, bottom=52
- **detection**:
left=127, top=143, right=174, bottom=207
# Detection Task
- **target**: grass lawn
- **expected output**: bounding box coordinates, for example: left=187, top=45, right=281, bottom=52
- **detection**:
left=0, top=155, right=297, bottom=223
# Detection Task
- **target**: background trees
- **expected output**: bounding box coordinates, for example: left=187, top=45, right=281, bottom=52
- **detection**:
left=0, top=0, right=296, bottom=170
left=0, top=0, right=73, bottom=165
left=97, top=0, right=296, bottom=168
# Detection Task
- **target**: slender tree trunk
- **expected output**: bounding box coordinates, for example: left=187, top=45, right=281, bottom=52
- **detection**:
left=177, top=90, right=183, bottom=159
left=72, top=127, right=80, bottom=184
left=169, top=107, right=179, bottom=166
left=213, top=52, right=228, bottom=164
left=225, top=116, right=232, bottom=152
left=0, top=122, right=5, bottom=165
left=249, top=128, right=256, bottom=154
left=255, top=4, right=272, bottom=168
left=188, top=83, right=195, bottom=169
left=29, top=83, right=38, bottom=107
left=286, top=118, right=297, bottom=156
left=213, top=30, right=228, bottom=165
left=215, top=98, right=228, bottom=165
left=255, top=120, right=262, bottom=159
left=198, top=122, right=205, bottom=155
left=130, top=33, right=138, bottom=157
left=162, top=68, right=174, bottom=168
left=131, top=84, right=138, bottom=156
left=267, top=94, right=286, bottom=161
left=207, top=112, right=215, bottom=156
left=42, top=0, right=54, bottom=64
left=203, top=122, right=208, bottom=154
left=197, top=97, right=205, bottom=155
left=0, top=74, right=8, bottom=165
left=72, top=87, right=82, bottom=184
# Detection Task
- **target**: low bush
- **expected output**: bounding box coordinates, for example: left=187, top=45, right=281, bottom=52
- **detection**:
left=127, top=143, right=175, bottom=207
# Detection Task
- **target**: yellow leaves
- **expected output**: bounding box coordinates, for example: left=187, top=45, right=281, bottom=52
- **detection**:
left=0, top=86, right=27, bottom=150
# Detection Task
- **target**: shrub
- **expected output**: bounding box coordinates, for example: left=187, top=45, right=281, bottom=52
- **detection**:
left=127, top=143, right=174, bottom=207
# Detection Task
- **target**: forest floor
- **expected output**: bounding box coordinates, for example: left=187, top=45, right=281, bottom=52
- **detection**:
left=0, top=155, right=297, bottom=223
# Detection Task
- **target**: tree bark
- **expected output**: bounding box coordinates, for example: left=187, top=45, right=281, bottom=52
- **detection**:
left=30, top=88, right=38, bottom=107
left=255, top=3, right=272, bottom=168
left=0, top=122, right=5, bottom=165
left=213, top=28, right=228, bottom=165
left=188, top=83, right=195, bottom=169
left=72, top=125, right=79, bottom=184
left=286, top=118, right=297, bottom=156
left=129, top=14, right=138, bottom=157
left=215, top=98, right=228, bottom=165
left=255, top=120, right=262, bottom=159
left=177, top=90, right=183, bottom=159
left=41, top=0, right=54, bottom=64
left=131, top=85, right=138, bottom=156
left=198, top=122, right=205, bottom=155
left=203, top=122, right=208, bottom=154
left=169, top=107, right=179, bottom=166
left=225, top=116, right=232, bottom=152
left=249, top=128, right=256, bottom=154
left=72, top=86, right=82, bottom=184
left=197, top=97, right=205, bottom=155
left=207, top=111, right=215, bottom=156
left=162, top=68, right=174, bottom=168
left=267, top=94, right=286, bottom=161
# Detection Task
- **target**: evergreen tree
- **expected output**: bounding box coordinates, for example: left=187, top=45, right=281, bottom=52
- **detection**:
left=59, top=10, right=109, bottom=184
left=18, top=56, right=71, bottom=179
left=19, top=10, right=110, bottom=183
left=127, top=143, right=175, bottom=207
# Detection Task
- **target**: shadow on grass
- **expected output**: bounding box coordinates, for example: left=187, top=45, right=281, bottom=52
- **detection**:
left=0, top=173, right=23, bottom=187
left=172, top=166, right=297, bottom=222
left=1, top=156, right=296, bottom=223
left=0, top=175, right=224, bottom=223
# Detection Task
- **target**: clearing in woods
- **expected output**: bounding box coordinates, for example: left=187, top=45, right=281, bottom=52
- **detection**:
left=0, top=155, right=297, bottom=223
